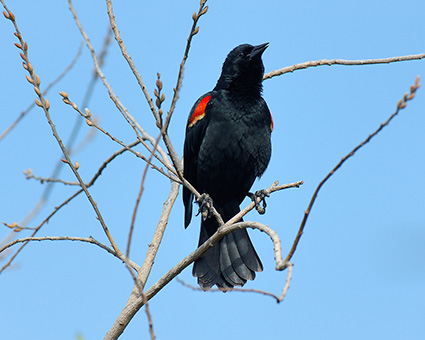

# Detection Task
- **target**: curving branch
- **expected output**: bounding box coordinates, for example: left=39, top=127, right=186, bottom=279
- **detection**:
left=104, top=180, right=301, bottom=339
left=284, top=76, right=421, bottom=264
left=0, top=236, right=140, bottom=272
left=177, top=261, right=293, bottom=304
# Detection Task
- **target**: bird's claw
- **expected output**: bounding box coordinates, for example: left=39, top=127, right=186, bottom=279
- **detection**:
left=196, top=193, right=214, bottom=221
left=248, top=189, right=269, bottom=215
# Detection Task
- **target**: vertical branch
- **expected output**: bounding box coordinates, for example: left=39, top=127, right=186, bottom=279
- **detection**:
left=162, top=0, right=208, bottom=132
left=161, top=0, right=209, bottom=178
left=105, top=181, right=179, bottom=340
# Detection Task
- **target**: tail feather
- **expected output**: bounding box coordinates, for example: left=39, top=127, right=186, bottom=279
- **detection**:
left=233, top=228, right=263, bottom=274
left=220, top=233, right=246, bottom=286
left=193, top=225, right=231, bottom=290
left=193, top=201, right=262, bottom=290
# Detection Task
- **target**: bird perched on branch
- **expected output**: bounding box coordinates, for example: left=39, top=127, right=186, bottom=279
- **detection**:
left=183, top=43, right=273, bottom=291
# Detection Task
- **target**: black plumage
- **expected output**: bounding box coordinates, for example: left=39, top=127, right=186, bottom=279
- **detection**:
left=183, top=43, right=273, bottom=290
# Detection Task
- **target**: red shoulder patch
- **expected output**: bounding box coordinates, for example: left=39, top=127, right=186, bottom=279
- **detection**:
left=270, top=111, right=274, bottom=132
left=188, top=95, right=211, bottom=128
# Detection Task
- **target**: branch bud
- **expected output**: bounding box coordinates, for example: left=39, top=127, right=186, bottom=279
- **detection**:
left=200, top=6, right=208, bottom=16
left=156, top=79, right=163, bottom=91
left=26, top=75, right=33, bottom=84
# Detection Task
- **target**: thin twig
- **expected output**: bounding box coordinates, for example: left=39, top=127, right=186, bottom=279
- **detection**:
left=24, top=172, right=82, bottom=186
left=60, top=94, right=179, bottom=182
left=0, top=236, right=140, bottom=271
left=284, top=76, right=421, bottom=263
left=105, top=0, right=159, bottom=126
left=226, top=180, right=304, bottom=227
left=0, top=190, right=81, bottom=274
left=1, top=4, right=124, bottom=261
left=0, top=41, right=83, bottom=142
left=68, top=0, right=170, bottom=172
left=163, top=0, right=208, bottom=133
left=264, top=53, right=425, bottom=80
left=0, top=141, right=140, bottom=274
left=160, top=1, right=209, bottom=180
left=18, top=29, right=112, bottom=228
left=127, top=132, right=163, bottom=258
left=176, top=278, right=281, bottom=302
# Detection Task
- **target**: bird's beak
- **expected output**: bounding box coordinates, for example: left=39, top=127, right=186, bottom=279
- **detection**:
left=249, top=42, right=269, bottom=59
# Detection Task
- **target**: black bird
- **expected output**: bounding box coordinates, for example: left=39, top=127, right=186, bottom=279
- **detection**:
left=183, top=43, right=273, bottom=291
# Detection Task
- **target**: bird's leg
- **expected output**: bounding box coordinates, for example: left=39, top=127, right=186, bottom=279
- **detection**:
left=247, top=189, right=270, bottom=215
left=196, top=193, right=214, bottom=221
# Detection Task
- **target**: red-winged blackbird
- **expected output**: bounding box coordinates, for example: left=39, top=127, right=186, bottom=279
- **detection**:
left=183, top=43, right=273, bottom=291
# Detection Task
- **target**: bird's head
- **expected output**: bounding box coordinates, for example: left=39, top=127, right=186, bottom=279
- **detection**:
left=214, top=43, right=269, bottom=95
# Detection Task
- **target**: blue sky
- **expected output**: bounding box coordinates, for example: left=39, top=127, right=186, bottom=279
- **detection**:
left=1, top=1, right=424, bottom=339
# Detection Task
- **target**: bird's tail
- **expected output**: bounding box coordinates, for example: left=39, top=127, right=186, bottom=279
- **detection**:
left=192, top=201, right=263, bottom=291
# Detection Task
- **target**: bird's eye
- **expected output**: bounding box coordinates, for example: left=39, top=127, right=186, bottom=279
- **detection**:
left=239, top=52, right=245, bottom=57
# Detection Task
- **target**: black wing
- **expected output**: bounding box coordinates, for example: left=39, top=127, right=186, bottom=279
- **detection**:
left=183, top=92, right=213, bottom=228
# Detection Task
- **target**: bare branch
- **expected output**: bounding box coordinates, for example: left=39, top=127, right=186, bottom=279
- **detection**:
left=163, top=0, right=208, bottom=133
left=176, top=278, right=282, bottom=302
left=23, top=169, right=82, bottom=186
left=159, top=1, right=209, bottom=181
left=227, top=180, right=304, bottom=227
left=284, top=76, right=421, bottom=263
left=0, top=41, right=83, bottom=142
left=68, top=0, right=170, bottom=170
left=0, top=190, right=81, bottom=274
left=105, top=0, right=160, bottom=125
left=264, top=53, right=425, bottom=80
left=60, top=93, right=179, bottom=182
left=106, top=220, right=285, bottom=340
left=0, top=3, right=125, bottom=257
left=1, top=141, right=140, bottom=274
left=0, top=236, right=140, bottom=272
left=127, top=132, right=163, bottom=258
left=18, top=29, right=112, bottom=229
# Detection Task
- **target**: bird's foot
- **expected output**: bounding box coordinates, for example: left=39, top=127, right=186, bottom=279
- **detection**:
left=247, top=189, right=269, bottom=215
left=196, top=193, right=214, bottom=221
